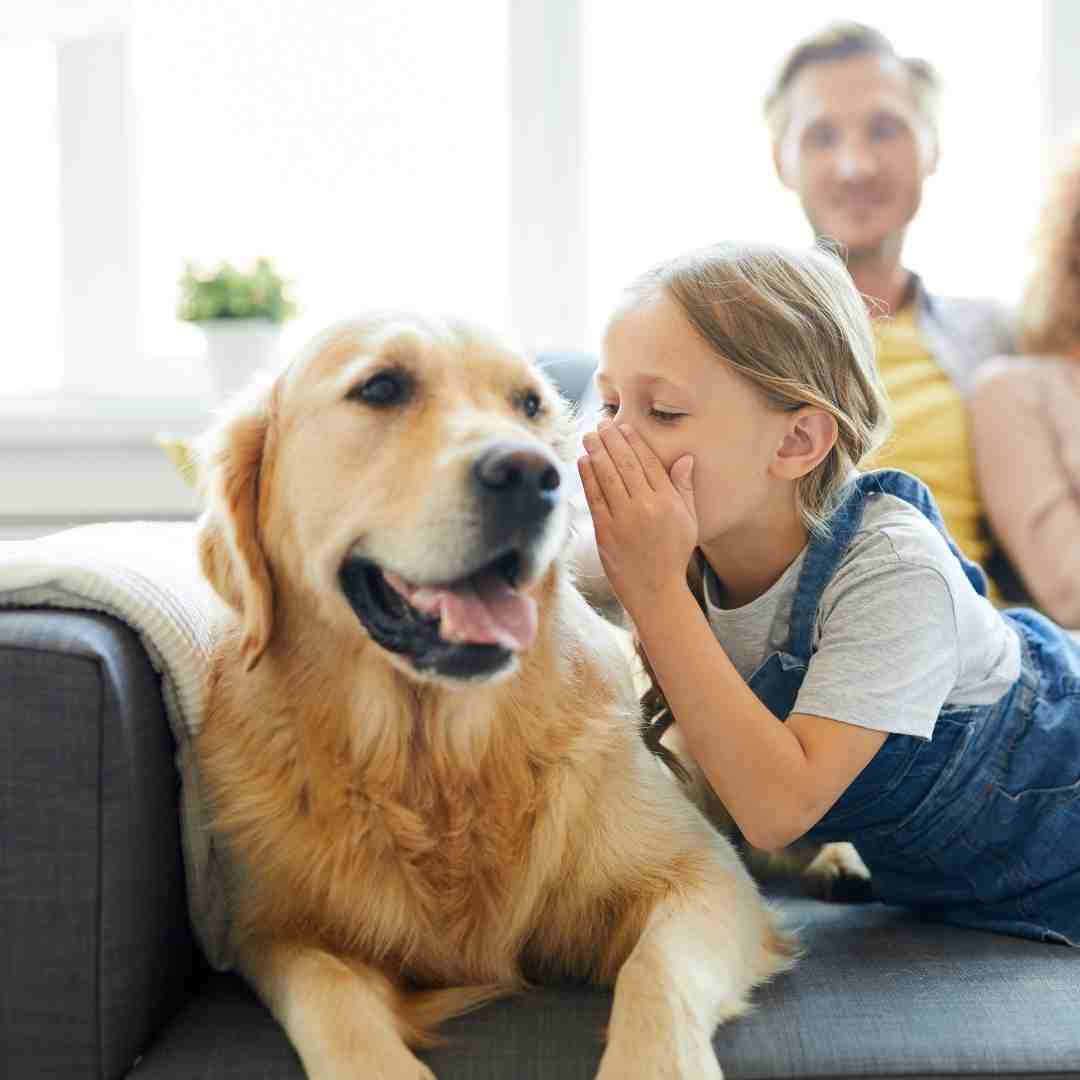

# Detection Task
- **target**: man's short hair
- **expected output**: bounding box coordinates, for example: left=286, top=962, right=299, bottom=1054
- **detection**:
left=764, top=21, right=942, bottom=144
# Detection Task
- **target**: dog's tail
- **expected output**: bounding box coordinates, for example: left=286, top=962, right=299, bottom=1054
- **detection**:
left=398, top=983, right=517, bottom=1047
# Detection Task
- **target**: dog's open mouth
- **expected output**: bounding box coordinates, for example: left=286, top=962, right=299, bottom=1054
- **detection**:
left=339, top=549, right=538, bottom=677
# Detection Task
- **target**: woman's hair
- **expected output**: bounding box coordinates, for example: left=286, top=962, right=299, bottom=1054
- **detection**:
left=1021, top=139, right=1080, bottom=357
left=613, top=241, right=891, bottom=774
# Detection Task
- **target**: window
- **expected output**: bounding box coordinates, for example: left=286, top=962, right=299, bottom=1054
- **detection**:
left=2, top=0, right=509, bottom=402
left=0, top=2, right=1069, bottom=404
left=134, top=0, right=509, bottom=392
left=0, top=40, right=62, bottom=394
left=585, top=1, right=1045, bottom=348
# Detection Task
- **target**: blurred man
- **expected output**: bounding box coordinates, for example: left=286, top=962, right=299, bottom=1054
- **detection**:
left=766, top=22, right=1015, bottom=597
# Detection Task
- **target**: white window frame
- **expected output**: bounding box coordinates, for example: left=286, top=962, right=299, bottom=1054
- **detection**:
left=1042, top=0, right=1080, bottom=146
left=1, top=0, right=1078, bottom=528
left=508, top=0, right=587, bottom=355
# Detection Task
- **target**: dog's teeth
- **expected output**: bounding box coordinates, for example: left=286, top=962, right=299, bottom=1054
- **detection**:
left=439, top=612, right=468, bottom=642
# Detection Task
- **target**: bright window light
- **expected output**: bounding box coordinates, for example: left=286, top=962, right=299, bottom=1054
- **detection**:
left=0, top=3, right=1050, bottom=398
left=0, top=40, right=62, bottom=395
left=133, top=0, right=509, bottom=375
left=585, top=1, right=1044, bottom=349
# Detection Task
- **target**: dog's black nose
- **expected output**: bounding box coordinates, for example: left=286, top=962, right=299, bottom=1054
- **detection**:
left=473, top=443, right=561, bottom=526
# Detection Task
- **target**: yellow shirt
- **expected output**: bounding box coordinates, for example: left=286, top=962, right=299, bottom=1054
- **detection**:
left=865, top=306, right=1001, bottom=603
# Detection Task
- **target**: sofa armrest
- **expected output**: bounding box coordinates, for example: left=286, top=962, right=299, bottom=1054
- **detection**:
left=1, top=609, right=202, bottom=1080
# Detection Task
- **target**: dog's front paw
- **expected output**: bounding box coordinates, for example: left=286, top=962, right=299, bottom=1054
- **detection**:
left=308, top=1055, right=436, bottom=1080
left=298, top=1039, right=437, bottom=1080
left=380, top=1059, right=436, bottom=1080
left=389, top=1061, right=436, bottom=1080
left=801, top=842, right=873, bottom=903
left=597, top=1034, right=724, bottom=1080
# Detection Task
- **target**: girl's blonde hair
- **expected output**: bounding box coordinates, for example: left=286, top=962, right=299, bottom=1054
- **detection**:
left=613, top=241, right=891, bottom=774
left=1020, top=138, right=1080, bottom=357
left=613, top=240, right=890, bottom=536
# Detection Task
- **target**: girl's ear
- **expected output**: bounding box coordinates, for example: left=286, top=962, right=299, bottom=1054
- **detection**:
left=196, top=386, right=277, bottom=671
left=773, top=407, right=838, bottom=480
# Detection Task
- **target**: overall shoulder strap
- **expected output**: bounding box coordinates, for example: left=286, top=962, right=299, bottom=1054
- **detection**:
left=785, top=476, right=871, bottom=659
left=784, top=469, right=988, bottom=660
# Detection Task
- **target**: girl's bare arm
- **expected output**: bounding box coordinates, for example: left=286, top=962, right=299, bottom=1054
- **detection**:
left=634, top=585, right=887, bottom=851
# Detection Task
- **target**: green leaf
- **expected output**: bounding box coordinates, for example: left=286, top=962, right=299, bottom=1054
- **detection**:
left=177, top=256, right=299, bottom=323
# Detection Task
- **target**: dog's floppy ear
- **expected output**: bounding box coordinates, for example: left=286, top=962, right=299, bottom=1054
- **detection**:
left=197, top=385, right=277, bottom=671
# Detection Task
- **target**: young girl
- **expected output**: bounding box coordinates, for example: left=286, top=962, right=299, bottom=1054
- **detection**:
left=972, top=140, right=1080, bottom=627
left=577, top=241, right=1080, bottom=946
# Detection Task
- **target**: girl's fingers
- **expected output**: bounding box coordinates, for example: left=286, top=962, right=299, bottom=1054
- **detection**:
left=596, top=423, right=651, bottom=494
left=582, top=430, right=631, bottom=505
left=577, top=455, right=611, bottom=521
left=616, top=424, right=668, bottom=491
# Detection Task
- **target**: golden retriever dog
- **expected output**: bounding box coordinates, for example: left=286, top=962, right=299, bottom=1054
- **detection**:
left=194, top=314, right=798, bottom=1079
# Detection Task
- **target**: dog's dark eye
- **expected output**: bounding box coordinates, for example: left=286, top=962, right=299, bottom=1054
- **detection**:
left=349, top=370, right=413, bottom=408
left=519, top=390, right=543, bottom=419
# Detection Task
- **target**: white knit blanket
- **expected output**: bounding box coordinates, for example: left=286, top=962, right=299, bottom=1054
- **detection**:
left=0, top=521, right=234, bottom=969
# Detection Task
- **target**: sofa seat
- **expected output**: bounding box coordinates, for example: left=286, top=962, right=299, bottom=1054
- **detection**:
left=129, top=894, right=1080, bottom=1080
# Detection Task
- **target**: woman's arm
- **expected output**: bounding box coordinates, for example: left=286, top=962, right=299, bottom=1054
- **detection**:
left=634, top=586, right=886, bottom=851
left=972, top=358, right=1080, bottom=627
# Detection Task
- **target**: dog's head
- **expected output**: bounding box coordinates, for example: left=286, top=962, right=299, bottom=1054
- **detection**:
left=197, top=314, right=578, bottom=687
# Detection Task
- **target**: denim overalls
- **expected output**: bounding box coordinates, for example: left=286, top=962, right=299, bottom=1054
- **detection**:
left=748, top=469, right=1080, bottom=945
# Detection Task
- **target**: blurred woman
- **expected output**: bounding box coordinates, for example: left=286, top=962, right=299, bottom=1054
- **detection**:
left=973, top=142, right=1080, bottom=628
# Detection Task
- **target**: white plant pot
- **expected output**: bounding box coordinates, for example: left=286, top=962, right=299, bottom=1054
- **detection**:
left=196, top=319, right=282, bottom=401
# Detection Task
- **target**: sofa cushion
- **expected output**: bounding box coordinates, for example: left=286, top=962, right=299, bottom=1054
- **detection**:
left=129, top=895, right=1080, bottom=1079
left=0, top=610, right=201, bottom=1080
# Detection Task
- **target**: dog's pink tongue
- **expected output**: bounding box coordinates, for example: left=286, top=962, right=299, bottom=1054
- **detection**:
left=441, top=573, right=538, bottom=651
left=386, top=569, right=538, bottom=652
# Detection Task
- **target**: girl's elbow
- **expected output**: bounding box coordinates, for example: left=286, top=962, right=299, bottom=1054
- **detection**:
left=749, top=785, right=831, bottom=850
left=742, top=813, right=814, bottom=853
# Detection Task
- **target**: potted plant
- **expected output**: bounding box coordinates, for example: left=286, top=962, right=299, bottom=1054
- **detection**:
left=178, top=257, right=298, bottom=400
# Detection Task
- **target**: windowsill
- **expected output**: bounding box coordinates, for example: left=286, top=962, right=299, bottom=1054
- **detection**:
left=0, top=392, right=215, bottom=448
left=1, top=393, right=211, bottom=521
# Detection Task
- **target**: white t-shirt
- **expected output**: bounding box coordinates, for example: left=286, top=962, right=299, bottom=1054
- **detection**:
left=703, top=493, right=1021, bottom=740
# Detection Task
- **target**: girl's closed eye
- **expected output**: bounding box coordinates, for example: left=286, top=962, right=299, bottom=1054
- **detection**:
left=596, top=399, right=686, bottom=424
left=649, top=407, right=686, bottom=424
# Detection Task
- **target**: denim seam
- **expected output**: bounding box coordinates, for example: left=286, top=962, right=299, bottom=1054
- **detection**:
left=884, top=721, right=981, bottom=856
left=818, top=737, right=924, bottom=826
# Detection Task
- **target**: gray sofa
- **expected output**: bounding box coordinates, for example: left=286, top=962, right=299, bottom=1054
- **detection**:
left=3, top=352, right=1079, bottom=1079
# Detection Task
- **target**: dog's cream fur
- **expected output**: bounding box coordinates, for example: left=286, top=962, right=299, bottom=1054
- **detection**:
left=195, top=315, right=797, bottom=1079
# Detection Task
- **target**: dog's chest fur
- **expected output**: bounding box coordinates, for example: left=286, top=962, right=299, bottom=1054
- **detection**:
left=200, top=666, right=593, bottom=985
